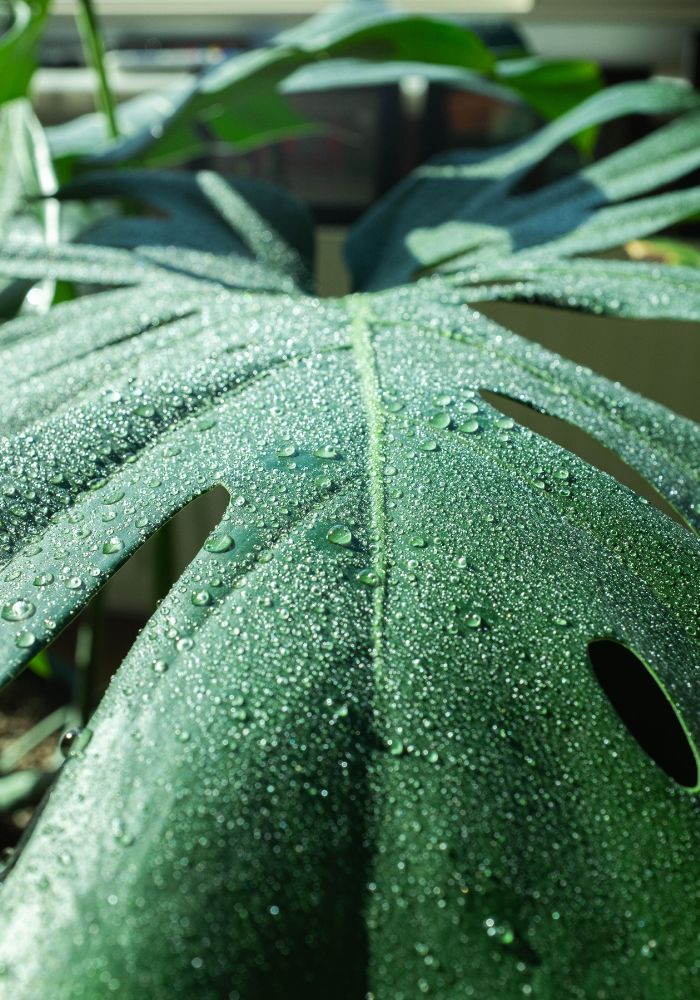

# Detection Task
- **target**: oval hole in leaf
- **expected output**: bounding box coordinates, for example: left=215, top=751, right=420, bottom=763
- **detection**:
left=588, top=638, right=699, bottom=789
left=480, top=389, right=689, bottom=531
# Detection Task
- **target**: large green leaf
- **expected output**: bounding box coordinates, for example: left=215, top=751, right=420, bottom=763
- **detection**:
left=0, top=82, right=699, bottom=999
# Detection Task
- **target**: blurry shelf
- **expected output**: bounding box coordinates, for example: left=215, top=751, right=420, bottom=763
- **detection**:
left=34, top=66, right=189, bottom=98
left=47, top=0, right=699, bottom=21
left=50, top=0, right=534, bottom=15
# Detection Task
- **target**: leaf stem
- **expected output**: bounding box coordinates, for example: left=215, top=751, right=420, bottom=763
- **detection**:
left=74, top=0, right=119, bottom=139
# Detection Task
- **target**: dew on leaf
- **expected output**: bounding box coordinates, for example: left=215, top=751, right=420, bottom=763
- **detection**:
left=204, top=532, right=235, bottom=554
left=102, top=491, right=125, bottom=505
left=459, top=419, right=481, bottom=434
left=102, top=537, right=124, bottom=555
left=429, top=411, right=452, bottom=430
left=327, top=524, right=352, bottom=546
left=191, top=590, right=212, bottom=607
left=1, top=599, right=35, bottom=622
left=14, top=631, right=36, bottom=649
left=59, top=727, right=93, bottom=758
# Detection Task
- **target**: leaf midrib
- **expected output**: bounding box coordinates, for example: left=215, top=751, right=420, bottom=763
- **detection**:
left=349, top=296, right=388, bottom=687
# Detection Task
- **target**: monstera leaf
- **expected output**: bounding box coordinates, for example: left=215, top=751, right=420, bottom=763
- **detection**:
left=0, top=81, right=699, bottom=1000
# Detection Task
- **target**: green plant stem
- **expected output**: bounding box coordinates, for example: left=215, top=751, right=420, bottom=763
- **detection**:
left=74, top=0, right=119, bottom=139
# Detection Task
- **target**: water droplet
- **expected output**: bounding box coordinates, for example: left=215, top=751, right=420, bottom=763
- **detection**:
left=191, top=590, right=212, bottom=607
left=276, top=444, right=296, bottom=459
left=358, top=568, right=380, bottom=587
left=2, top=599, right=35, bottom=622
left=464, top=613, right=482, bottom=629
left=15, top=631, right=36, bottom=649
left=102, top=537, right=124, bottom=555
left=495, top=417, right=515, bottom=430
left=429, top=412, right=452, bottom=430
left=204, top=532, right=235, bottom=554
left=102, top=490, right=125, bottom=505
left=410, top=536, right=427, bottom=548
left=33, top=573, right=54, bottom=587
left=60, top=727, right=92, bottom=758
left=459, top=419, right=481, bottom=434
left=327, top=524, right=352, bottom=547
left=314, top=445, right=338, bottom=460
left=152, top=659, right=169, bottom=674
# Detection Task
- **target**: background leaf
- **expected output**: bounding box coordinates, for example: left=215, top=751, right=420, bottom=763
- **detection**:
left=0, top=0, right=50, bottom=106
left=346, top=80, right=700, bottom=290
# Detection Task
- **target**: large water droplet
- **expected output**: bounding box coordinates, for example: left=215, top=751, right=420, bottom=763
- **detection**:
left=102, top=537, right=124, bottom=555
left=429, top=412, right=452, bottom=430
left=59, top=726, right=92, bottom=758
left=327, top=524, right=352, bottom=546
left=204, top=532, right=235, bottom=554
left=2, top=599, right=35, bottom=622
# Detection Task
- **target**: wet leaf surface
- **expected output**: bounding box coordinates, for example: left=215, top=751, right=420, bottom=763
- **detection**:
left=0, top=82, right=698, bottom=1000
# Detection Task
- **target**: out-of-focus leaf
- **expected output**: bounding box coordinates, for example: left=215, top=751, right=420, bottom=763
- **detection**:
left=495, top=57, right=603, bottom=154
left=626, top=236, right=700, bottom=268
left=346, top=80, right=700, bottom=290
left=61, top=5, right=596, bottom=169
left=0, top=98, right=57, bottom=314
left=0, top=0, right=50, bottom=105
